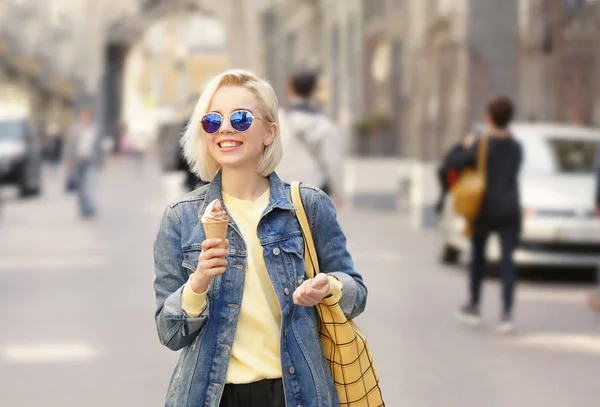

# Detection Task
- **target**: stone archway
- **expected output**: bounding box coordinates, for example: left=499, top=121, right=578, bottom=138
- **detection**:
left=98, top=0, right=265, bottom=148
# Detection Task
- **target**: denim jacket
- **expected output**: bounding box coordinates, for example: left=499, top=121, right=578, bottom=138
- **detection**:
left=153, top=171, right=368, bottom=407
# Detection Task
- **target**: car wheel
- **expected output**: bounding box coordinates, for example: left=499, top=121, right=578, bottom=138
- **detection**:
left=19, top=184, right=40, bottom=197
left=440, top=244, right=460, bottom=265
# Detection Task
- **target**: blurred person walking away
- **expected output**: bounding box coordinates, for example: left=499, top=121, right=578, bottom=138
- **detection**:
left=277, top=69, right=344, bottom=208
left=450, top=96, right=523, bottom=333
left=435, top=130, right=478, bottom=214
left=589, top=143, right=600, bottom=312
left=64, top=107, right=103, bottom=219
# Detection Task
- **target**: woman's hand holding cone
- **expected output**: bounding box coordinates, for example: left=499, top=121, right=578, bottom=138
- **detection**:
left=190, top=238, right=229, bottom=294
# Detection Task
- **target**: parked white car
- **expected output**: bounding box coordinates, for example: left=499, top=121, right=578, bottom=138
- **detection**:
left=439, top=123, right=600, bottom=267
left=0, top=107, right=42, bottom=197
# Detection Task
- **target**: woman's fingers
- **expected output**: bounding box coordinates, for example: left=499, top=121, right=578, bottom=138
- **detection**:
left=201, top=238, right=223, bottom=251
left=293, top=277, right=330, bottom=307
left=200, top=257, right=228, bottom=269
left=293, top=282, right=316, bottom=306
left=199, top=248, right=229, bottom=262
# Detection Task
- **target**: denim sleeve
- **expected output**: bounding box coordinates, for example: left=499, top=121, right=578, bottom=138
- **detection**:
left=153, top=205, right=209, bottom=351
left=303, top=187, right=368, bottom=320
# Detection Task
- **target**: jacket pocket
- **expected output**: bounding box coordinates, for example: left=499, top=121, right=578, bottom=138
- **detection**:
left=279, top=236, right=305, bottom=280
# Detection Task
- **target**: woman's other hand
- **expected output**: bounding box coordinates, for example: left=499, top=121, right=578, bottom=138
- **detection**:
left=293, top=273, right=331, bottom=307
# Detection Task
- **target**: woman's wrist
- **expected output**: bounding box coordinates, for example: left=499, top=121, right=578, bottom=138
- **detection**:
left=190, top=273, right=211, bottom=294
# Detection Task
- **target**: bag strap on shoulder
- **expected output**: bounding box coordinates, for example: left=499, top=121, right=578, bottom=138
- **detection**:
left=477, top=136, right=489, bottom=174
left=291, top=182, right=320, bottom=279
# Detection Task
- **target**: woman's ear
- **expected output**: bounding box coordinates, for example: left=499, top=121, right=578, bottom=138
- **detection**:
left=264, top=122, right=277, bottom=147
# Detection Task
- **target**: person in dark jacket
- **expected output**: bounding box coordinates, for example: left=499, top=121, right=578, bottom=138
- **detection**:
left=450, top=96, right=523, bottom=333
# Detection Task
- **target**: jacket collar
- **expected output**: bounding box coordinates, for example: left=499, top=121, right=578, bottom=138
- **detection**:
left=198, top=171, right=294, bottom=221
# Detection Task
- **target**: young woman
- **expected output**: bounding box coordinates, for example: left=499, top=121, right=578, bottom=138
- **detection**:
left=153, top=69, right=367, bottom=407
left=451, top=96, right=523, bottom=333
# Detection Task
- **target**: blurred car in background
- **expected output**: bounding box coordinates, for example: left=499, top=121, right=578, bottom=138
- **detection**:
left=0, top=110, right=42, bottom=197
left=439, top=122, right=600, bottom=268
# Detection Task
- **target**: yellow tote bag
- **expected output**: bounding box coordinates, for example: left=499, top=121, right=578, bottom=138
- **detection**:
left=291, top=182, right=385, bottom=407
left=451, top=136, right=489, bottom=222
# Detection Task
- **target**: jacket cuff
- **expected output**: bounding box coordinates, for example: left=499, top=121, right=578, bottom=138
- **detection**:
left=181, top=278, right=208, bottom=318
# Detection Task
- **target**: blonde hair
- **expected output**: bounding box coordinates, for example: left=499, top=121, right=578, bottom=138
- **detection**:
left=181, top=69, right=282, bottom=181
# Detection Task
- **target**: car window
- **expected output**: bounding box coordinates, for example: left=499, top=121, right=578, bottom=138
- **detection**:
left=515, top=133, right=599, bottom=175
left=0, top=121, right=26, bottom=141
left=549, top=138, right=598, bottom=173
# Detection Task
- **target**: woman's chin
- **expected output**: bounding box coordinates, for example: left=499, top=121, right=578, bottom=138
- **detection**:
left=216, top=158, right=256, bottom=172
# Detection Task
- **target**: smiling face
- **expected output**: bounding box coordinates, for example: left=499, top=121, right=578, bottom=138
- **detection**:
left=204, top=85, right=275, bottom=173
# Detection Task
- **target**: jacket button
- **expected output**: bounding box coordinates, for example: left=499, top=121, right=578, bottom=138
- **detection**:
left=284, top=329, right=288, bottom=336
left=273, top=248, right=280, bottom=255
left=288, top=366, right=295, bottom=374
left=284, top=288, right=290, bottom=296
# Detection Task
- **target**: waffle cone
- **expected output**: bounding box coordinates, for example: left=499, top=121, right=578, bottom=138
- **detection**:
left=202, top=221, right=228, bottom=248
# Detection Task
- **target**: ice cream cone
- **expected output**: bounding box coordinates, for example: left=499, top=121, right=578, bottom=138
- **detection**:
left=202, top=221, right=228, bottom=248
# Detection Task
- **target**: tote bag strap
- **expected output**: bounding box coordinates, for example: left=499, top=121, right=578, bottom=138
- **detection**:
left=291, top=182, right=319, bottom=279
left=476, top=136, right=489, bottom=175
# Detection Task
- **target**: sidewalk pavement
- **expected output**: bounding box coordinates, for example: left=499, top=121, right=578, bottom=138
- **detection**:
left=0, top=155, right=599, bottom=406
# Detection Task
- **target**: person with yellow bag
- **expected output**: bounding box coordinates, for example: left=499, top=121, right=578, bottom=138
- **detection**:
left=449, top=96, right=523, bottom=333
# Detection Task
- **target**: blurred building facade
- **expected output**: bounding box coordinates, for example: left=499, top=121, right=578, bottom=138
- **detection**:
left=520, top=0, right=600, bottom=126
left=1, top=0, right=599, bottom=159
left=0, top=0, right=266, bottom=146
left=263, top=0, right=520, bottom=160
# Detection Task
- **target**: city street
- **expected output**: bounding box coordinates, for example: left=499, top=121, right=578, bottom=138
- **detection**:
left=1, top=156, right=599, bottom=407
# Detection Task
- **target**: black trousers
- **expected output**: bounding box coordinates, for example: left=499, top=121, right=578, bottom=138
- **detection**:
left=219, top=379, right=285, bottom=407
left=469, top=230, right=519, bottom=315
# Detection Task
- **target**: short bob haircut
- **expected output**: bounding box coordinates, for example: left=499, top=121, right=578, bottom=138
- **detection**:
left=487, top=96, right=514, bottom=129
left=181, top=69, right=282, bottom=181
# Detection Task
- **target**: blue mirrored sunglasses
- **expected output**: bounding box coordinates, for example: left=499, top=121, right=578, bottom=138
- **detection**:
left=201, top=110, right=270, bottom=134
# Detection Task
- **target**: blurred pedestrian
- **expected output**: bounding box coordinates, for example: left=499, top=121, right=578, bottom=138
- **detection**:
left=450, top=96, right=523, bottom=333
left=435, top=129, right=478, bottom=214
left=64, top=107, right=103, bottom=219
left=45, top=127, right=64, bottom=173
left=153, top=69, right=367, bottom=407
left=177, top=119, right=208, bottom=192
left=277, top=69, right=344, bottom=208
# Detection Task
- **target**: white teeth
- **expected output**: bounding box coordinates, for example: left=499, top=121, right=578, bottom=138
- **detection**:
left=220, top=142, right=240, bottom=148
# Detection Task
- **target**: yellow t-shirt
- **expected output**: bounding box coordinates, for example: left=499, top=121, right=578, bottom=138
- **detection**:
left=221, top=188, right=282, bottom=383
left=181, top=187, right=343, bottom=383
